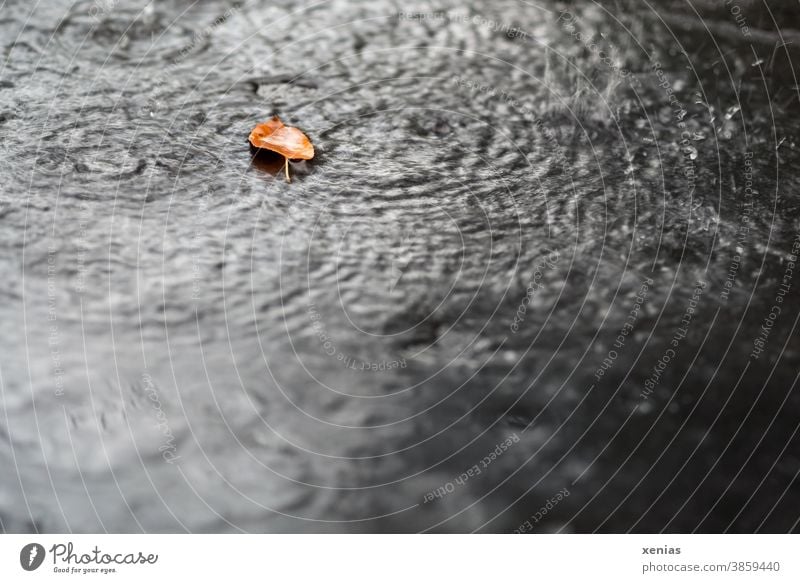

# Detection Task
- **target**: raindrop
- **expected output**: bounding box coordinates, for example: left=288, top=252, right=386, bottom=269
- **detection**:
left=724, top=105, right=741, bottom=120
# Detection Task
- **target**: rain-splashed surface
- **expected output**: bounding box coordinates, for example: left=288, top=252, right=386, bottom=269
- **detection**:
left=0, top=0, right=799, bottom=532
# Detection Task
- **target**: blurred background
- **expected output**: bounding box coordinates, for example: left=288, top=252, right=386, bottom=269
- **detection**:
left=0, top=0, right=798, bottom=532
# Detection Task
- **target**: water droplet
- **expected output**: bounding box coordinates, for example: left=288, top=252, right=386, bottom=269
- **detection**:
left=724, top=105, right=741, bottom=120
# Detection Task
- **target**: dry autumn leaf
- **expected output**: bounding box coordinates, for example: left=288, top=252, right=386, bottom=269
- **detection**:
left=249, top=116, right=314, bottom=182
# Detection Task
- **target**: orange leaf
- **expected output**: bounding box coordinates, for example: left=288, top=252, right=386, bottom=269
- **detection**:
left=249, top=116, right=314, bottom=160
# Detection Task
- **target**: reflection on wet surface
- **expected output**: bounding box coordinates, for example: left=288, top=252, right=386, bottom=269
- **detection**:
left=0, top=0, right=799, bottom=532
